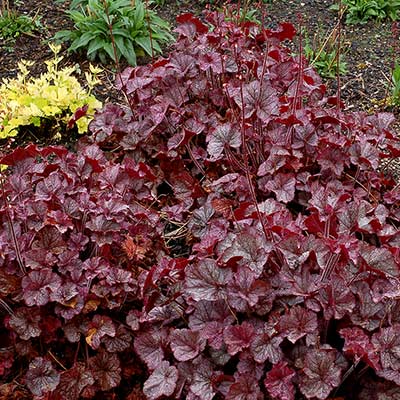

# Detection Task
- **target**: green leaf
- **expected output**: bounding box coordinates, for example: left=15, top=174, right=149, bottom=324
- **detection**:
left=114, top=35, right=129, bottom=58
left=69, top=31, right=96, bottom=51
left=53, top=30, right=73, bottom=41
left=134, top=0, right=146, bottom=24
left=134, top=36, right=153, bottom=56
left=123, top=37, right=137, bottom=66
left=108, top=0, right=131, bottom=13
left=87, top=37, right=106, bottom=57
left=66, top=9, right=89, bottom=23
left=111, top=28, right=132, bottom=39
left=103, top=41, right=117, bottom=62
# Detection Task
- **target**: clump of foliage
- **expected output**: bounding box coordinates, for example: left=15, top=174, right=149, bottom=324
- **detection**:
left=1, top=10, right=400, bottom=400
left=0, top=9, right=43, bottom=46
left=388, top=60, right=400, bottom=106
left=303, top=26, right=348, bottom=79
left=0, top=43, right=102, bottom=140
left=54, top=0, right=173, bottom=66
left=332, top=0, right=400, bottom=24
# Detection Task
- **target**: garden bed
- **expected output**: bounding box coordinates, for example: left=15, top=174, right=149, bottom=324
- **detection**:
left=0, top=0, right=398, bottom=113
left=1, top=1, right=400, bottom=400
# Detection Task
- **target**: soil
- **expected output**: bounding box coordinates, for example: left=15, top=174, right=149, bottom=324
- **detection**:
left=0, top=0, right=399, bottom=120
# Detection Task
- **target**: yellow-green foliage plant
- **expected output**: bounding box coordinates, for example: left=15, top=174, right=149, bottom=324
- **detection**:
left=0, top=43, right=102, bottom=140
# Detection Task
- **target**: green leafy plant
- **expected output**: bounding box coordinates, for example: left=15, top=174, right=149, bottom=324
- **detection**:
left=0, top=9, right=43, bottom=45
left=388, top=60, right=400, bottom=105
left=198, top=0, right=272, bottom=4
left=303, top=26, right=348, bottom=79
left=331, top=0, right=400, bottom=24
left=206, top=0, right=272, bottom=23
left=0, top=43, right=102, bottom=140
left=54, top=0, right=173, bottom=66
left=224, top=6, right=260, bottom=24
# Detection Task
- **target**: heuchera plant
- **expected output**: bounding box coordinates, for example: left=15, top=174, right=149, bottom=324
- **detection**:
left=1, top=9, right=400, bottom=400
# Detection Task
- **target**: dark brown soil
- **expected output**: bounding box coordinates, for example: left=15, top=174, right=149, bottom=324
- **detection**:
left=0, top=0, right=398, bottom=115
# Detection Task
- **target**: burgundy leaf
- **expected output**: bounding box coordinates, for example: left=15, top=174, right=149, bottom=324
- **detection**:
left=1, top=9, right=400, bottom=398
left=278, top=306, right=318, bottom=344
left=90, top=350, right=121, bottom=391
left=250, top=325, right=283, bottom=364
left=350, top=281, right=386, bottom=331
left=265, top=173, right=296, bottom=203
left=143, top=361, right=178, bottom=400
left=317, top=276, right=356, bottom=320
left=226, top=373, right=261, bottom=400
left=264, top=361, right=296, bottom=400
left=360, top=244, right=399, bottom=277
left=336, top=200, right=373, bottom=233
left=199, top=51, right=223, bottom=74
left=266, top=21, right=296, bottom=41
left=35, top=173, right=67, bottom=201
left=85, top=315, right=116, bottom=349
left=340, top=327, right=380, bottom=370
left=234, top=80, right=279, bottom=122
left=56, top=362, right=94, bottom=400
left=126, top=310, right=140, bottom=331
left=227, top=267, right=270, bottom=312
left=299, top=349, right=344, bottom=400
left=32, top=225, right=67, bottom=254
left=188, top=203, right=215, bottom=238
left=103, top=326, right=132, bottom=352
left=22, top=269, right=62, bottom=306
left=170, top=329, right=206, bottom=361
left=189, top=300, right=235, bottom=349
left=9, top=307, right=41, bottom=340
left=24, top=249, right=57, bottom=269
left=371, top=324, right=400, bottom=371
left=25, top=357, right=60, bottom=396
left=200, top=321, right=226, bottom=350
left=276, top=234, right=312, bottom=270
left=50, top=281, right=79, bottom=308
left=185, top=258, right=232, bottom=302
left=189, top=357, right=216, bottom=400
left=224, top=322, right=254, bottom=355
left=217, top=230, right=269, bottom=277
left=207, top=123, right=241, bottom=161
left=67, top=104, right=89, bottom=129
left=189, top=300, right=235, bottom=331
left=317, top=146, right=347, bottom=176
left=134, top=327, right=168, bottom=370
left=175, top=13, right=208, bottom=37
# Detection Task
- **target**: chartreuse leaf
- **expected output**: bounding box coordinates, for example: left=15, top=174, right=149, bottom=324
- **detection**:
left=0, top=44, right=101, bottom=139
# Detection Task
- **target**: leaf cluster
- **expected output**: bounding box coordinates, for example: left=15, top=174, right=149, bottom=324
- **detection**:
left=54, top=0, right=174, bottom=66
left=0, top=44, right=102, bottom=140
left=389, top=60, right=400, bottom=105
left=1, top=9, right=400, bottom=400
left=0, top=9, right=43, bottom=45
left=332, top=0, right=400, bottom=24
left=303, top=26, right=348, bottom=79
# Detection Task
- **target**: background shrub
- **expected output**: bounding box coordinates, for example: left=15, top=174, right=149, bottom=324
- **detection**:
left=332, top=0, right=400, bottom=24
left=0, top=43, right=101, bottom=141
left=54, top=0, right=173, bottom=66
